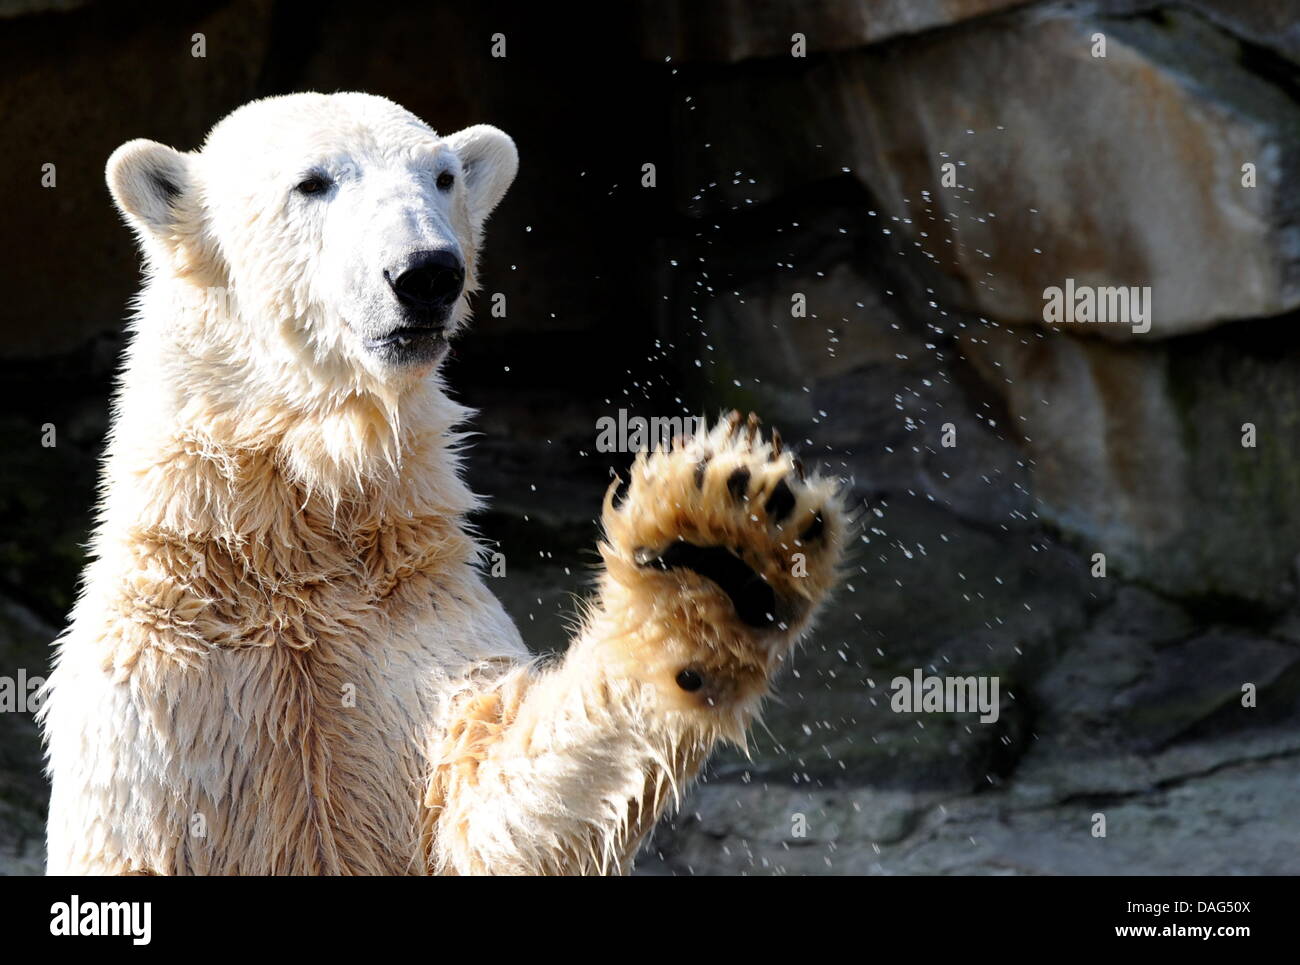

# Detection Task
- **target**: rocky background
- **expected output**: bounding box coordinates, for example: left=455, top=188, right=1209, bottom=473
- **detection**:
left=2, top=0, right=1298, bottom=874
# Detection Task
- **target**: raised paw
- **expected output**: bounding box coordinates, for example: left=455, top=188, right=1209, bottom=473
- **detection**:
left=597, top=412, right=845, bottom=711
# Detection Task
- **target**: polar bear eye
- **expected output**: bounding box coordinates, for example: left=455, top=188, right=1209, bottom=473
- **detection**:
left=295, top=174, right=330, bottom=197
left=436, top=171, right=455, bottom=191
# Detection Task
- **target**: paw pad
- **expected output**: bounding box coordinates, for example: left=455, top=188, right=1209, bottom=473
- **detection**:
left=675, top=668, right=704, bottom=692
left=801, top=510, right=825, bottom=542
left=637, top=540, right=778, bottom=629
left=606, top=410, right=844, bottom=640
left=726, top=467, right=751, bottom=502
left=764, top=478, right=796, bottom=522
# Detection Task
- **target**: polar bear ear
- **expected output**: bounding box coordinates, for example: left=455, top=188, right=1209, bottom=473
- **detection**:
left=445, top=125, right=518, bottom=226
left=106, top=139, right=194, bottom=238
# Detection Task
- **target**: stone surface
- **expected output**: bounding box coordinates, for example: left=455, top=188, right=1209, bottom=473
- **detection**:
left=637, top=0, right=1028, bottom=62
left=1111, top=633, right=1298, bottom=749
left=671, top=7, right=1300, bottom=335
left=646, top=740, right=1300, bottom=875
left=0, top=598, right=53, bottom=876
left=1125, top=0, right=1300, bottom=62
left=1031, top=587, right=1193, bottom=752
left=959, top=318, right=1300, bottom=607
left=706, top=492, right=1093, bottom=789
left=0, top=0, right=89, bottom=16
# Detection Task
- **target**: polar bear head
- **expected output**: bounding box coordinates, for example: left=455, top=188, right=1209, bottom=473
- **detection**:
left=104, top=93, right=517, bottom=401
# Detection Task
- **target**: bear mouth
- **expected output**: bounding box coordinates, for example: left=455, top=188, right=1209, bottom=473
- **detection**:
left=363, top=325, right=447, bottom=363
left=365, top=325, right=445, bottom=349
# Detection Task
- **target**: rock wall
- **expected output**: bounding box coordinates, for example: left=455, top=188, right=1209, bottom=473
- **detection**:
left=1, top=0, right=1298, bottom=874
left=640, top=0, right=1300, bottom=875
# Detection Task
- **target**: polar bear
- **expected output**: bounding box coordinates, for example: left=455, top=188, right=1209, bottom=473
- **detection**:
left=40, top=92, right=845, bottom=875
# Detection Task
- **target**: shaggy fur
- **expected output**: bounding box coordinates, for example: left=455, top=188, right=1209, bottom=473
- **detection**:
left=40, top=93, right=845, bottom=875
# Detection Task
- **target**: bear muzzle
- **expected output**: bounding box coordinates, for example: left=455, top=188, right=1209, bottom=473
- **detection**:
left=386, top=248, right=465, bottom=318
left=364, top=248, right=467, bottom=364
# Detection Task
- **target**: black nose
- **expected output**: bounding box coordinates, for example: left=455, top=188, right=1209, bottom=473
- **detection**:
left=389, top=249, right=464, bottom=311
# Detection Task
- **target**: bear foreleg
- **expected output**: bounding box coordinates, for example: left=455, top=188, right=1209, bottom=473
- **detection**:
left=425, top=413, right=846, bottom=875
